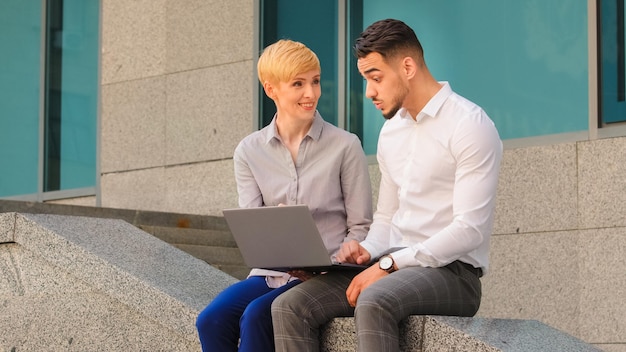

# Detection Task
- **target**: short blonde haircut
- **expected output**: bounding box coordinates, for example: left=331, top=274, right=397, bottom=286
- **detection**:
left=257, top=39, right=320, bottom=84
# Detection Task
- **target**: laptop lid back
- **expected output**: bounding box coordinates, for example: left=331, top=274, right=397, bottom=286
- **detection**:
left=222, top=205, right=335, bottom=270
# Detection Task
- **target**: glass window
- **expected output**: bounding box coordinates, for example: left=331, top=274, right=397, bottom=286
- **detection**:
left=0, top=0, right=98, bottom=199
left=264, top=1, right=623, bottom=153
left=0, top=1, right=42, bottom=197
left=600, top=0, right=626, bottom=124
left=44, top=0, right=98, bottom=192
left=259, top=0, right=338, bottom=127
left=263, top=0, right=593, bottom=155
left=351, top=0, right=589, bottom=153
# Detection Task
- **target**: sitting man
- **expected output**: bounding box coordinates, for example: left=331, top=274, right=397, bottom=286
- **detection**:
left=271, top=18, right=503, bottom=352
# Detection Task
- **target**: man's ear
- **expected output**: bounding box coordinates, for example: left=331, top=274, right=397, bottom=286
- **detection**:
left=402, top=57, right=417, bottom=79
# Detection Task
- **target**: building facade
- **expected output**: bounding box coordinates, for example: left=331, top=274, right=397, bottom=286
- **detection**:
left=1, top=1, right=625, bottom=350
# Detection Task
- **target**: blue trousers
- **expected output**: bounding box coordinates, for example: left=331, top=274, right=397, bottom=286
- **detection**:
left=196, top=276, right=301, bottom=352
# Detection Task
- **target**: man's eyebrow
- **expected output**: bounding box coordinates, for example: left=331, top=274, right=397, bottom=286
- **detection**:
left=362, top=68, right=381, bottom=75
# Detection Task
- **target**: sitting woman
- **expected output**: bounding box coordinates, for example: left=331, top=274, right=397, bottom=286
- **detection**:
left=195, top=39, right=373, bottom=352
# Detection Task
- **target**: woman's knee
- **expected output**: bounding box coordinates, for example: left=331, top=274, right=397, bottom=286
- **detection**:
left=241, top=297, right=271, bottom=325
left=196, top=303, right=227, bottom=334
left=197, top=293, right=247, bottom=337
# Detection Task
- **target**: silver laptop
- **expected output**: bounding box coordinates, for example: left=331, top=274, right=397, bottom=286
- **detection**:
left=222, top=205, right=368, bottom=272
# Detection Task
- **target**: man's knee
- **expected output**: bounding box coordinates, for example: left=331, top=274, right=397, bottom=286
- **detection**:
left=273, top=286, right=313, bottom=321
left=354, top=294, right=386, bottom=318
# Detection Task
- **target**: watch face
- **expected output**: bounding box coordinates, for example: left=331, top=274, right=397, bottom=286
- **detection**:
left=380, top=256, right=393, bottom=270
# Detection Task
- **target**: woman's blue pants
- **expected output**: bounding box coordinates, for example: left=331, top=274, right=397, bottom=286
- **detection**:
left=196, top=276, right=301, bottom=352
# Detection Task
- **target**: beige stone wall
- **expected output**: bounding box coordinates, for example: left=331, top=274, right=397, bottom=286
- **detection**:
left=479, top=137, right=626, bottom=352
left=99, top=0, right=254, bottom=215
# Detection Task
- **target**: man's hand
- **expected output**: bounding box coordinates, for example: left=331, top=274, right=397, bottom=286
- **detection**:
left=346, top=264, right=388, bottom=307
left=336, top=240, right=371, bottom=265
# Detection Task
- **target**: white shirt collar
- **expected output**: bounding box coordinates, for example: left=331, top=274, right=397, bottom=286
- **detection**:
left=397, top=82, right=453, bottom=122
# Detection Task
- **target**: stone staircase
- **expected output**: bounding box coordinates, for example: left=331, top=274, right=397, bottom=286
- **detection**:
left=0, top=199, right=250, bottom=280
left=139, top=224, right=249, bottom=280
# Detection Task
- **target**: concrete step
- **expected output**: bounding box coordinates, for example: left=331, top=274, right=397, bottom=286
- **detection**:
left=139, top=225, right=237, bottom=247
left=172, top=244, right=245, bottom=266
left=209, top=264, right=250, bottom=281
left=141, top=225, right=249, bottom=280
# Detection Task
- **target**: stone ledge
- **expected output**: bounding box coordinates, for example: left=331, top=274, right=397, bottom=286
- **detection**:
left=1, top=212, right=237, bottom=350
left=0, top=199, right=229, bottom=231
left=321, top=315, right=603, bottom=352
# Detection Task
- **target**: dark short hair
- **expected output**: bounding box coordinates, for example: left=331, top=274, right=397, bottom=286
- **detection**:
left=354, top=19, right=423, bottom=61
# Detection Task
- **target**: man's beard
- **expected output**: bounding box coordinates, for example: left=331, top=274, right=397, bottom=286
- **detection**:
left=383, top=103, right=401, bottom=120
left=382, top=84, right=409, bottom=120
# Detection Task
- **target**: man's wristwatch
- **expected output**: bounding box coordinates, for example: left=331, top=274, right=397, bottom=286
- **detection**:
left=378, top=255, right=396, bottom=273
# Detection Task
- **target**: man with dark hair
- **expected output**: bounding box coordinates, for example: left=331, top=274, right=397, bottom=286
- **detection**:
left=272, top=19, right=503, bottom=352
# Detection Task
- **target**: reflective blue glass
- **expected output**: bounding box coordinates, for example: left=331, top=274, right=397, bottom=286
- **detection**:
left=601, top=0, right=626, bottom=124
left=260, top=0, right=338, bottom=126
left=44, top=0, right=98, bottom=191
left=0, top=0, right=98, bottom=198
left=0, top=1, right=42, bottom=197
left=356, top=0, right=589, bottom=153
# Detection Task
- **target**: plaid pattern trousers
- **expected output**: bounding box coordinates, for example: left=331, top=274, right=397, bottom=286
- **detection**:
left=272, top=261, right=481, bottom=352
